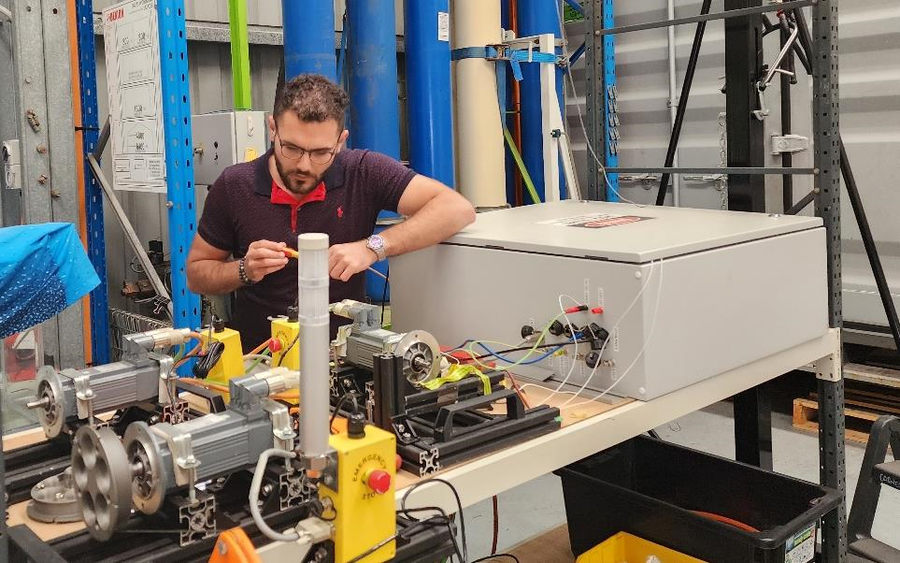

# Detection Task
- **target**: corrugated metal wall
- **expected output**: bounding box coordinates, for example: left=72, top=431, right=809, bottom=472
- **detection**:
left=836, top=0, right=900, bottom=332
left=565, top=1, right=813, bottom=210
left=567, top=1, right=900, bottom=334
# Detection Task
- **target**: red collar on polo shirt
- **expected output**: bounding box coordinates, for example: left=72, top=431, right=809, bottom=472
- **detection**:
left=270, top=180, right=326, bottom=231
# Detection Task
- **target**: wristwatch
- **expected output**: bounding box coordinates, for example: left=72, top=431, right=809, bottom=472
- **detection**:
left=366, top=234, right=387, bottom=261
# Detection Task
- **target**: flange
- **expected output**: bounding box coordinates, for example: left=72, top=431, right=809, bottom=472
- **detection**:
left=124, top=421, right=168, bottom=515
left=71, top=425, right=133, bottom=541
left=394, top=330, right=441, bottom=387
left=33, top=366, right=65, bottom=438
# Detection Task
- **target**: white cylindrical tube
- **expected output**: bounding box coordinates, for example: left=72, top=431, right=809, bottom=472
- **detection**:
left=452, top=0, right=506, bottom=209
left=298, top=233, right=330, bottom=460
left=666, top=0, right=681, bottom=207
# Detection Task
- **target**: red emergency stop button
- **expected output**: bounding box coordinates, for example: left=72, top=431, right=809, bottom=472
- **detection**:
left=366, top=470, right=391, bottom=494
left=268, top=338, right=283, bottom=353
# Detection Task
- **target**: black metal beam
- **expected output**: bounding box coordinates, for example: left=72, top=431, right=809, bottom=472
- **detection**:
left=809, top=0, right=846, bottom=558
left=584, top=0, right=606, bottom=200
left=785, top=189, right=816, bottom=215
left=598, top=0, right=813, bottom=36
left=613, top=166, right=814, bottom=175
left=655, top=0, right=713, bottom=206
left=733, top=386, right=773, bottom=470
left=725, top=0, right=766, bottom=212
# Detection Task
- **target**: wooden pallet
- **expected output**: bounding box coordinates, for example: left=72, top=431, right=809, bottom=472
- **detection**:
left=792, top=397, right=881, bottom=444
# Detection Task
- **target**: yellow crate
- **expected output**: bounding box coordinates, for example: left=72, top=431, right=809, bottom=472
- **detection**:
left=577, top=532, right=705, bottom=563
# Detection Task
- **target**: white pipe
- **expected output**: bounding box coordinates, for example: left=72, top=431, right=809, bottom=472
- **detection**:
left=298, top=233, right=330, bottom=460
left=451, top=0, right=506, bottom=209
left=667, top=0, right=682, bottom=207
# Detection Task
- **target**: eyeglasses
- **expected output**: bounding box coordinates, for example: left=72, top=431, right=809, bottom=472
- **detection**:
left=274, top=130, right=340, bottom=165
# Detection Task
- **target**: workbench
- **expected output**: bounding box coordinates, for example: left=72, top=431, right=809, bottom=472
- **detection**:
left=6, top=330, right=840, bottom=555
left=396, top=329, right=840, bottom=515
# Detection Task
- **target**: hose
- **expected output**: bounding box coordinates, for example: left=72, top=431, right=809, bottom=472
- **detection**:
left=249, top=448, right=301, bottom=542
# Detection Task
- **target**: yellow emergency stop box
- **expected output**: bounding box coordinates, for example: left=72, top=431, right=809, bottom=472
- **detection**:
left=320, top=424, right=397, bottom=563
left=269, top=316, right=300, bottom=370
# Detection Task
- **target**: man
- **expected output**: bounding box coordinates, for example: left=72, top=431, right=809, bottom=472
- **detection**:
left=187, top=74, right=475, bottom=351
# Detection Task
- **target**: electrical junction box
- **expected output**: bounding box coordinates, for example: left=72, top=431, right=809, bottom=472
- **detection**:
left=390, top=201, right=829, bottom=401
left=192, top=111, right=268, bottom=186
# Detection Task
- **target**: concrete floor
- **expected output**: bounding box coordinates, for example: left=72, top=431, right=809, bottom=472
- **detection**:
left=463, top=401, right=899, bottom=561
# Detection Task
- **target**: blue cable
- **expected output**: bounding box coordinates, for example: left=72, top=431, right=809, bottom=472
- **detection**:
left=476, top=342, right=566, bottom=365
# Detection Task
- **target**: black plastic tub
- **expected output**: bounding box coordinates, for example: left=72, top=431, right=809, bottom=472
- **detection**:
left=558, top=436, right=842, bottom=563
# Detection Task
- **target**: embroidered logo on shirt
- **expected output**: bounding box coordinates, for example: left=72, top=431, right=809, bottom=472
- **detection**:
left=337, top=206, right=344, bottom=219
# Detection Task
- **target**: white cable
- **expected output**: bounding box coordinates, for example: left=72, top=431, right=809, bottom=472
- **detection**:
left=564, top=258, right=666, bottom=409
left=543, top=294, right=582, bottom=392
left=249, top=448, right=301, bottom=542
left=558, top=259, right=663, bottom=407
left=555, top=3, right=643, bottom=206
left=533, top=261, right=658, bottom=405
left=556, top=328, right=610, bottom=407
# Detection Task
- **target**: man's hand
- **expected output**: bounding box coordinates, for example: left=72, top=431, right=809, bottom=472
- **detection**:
left=329, top=240, right=377, bottom=282
left=244, top=240, right=289, bottom=282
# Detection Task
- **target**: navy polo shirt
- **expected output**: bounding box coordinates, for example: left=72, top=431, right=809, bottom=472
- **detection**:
left=197, top=148, right=416, bottom=351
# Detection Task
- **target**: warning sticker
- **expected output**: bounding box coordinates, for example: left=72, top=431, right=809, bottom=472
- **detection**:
left=538, top=212, right=653, bottom=229
left=784, top=522, right=816, bottom=563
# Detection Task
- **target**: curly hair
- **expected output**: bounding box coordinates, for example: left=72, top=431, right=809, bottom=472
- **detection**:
left=273, top=74, right=349, bottom=128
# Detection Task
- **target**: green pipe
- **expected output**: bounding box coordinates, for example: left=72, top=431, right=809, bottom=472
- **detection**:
left=229, top=0, right=252, bottom=110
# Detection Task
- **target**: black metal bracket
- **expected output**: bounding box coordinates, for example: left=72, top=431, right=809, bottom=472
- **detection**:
left=364, top=353, right=561, bottom=476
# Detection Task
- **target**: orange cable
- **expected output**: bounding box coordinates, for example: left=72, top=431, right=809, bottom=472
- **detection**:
left=691, top=510, right=759, bottom=533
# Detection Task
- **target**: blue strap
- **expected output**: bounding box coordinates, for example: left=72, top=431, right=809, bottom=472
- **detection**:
left=451, top=46, right=558, bottom=82
left=451, top=46, right=500, bottom=61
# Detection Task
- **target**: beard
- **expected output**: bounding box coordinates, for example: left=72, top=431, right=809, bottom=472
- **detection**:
left=274, top=156, right=323, bottom=195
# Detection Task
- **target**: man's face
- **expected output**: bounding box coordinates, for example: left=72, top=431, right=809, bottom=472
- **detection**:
left=269, top=113, right=348, bottom=195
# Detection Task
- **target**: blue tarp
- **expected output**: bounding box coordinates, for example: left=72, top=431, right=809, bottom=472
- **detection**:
left=0, top=223, right=99, bottom=339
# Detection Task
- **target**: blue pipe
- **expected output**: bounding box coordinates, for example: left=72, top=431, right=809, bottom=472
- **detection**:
left=282, top=0, right=336, bottom=81
left=347, top=0, right=401, bottom=302
left=519, top=0, right=566, bottom=202
left=347, top=0, right=401, bottom=158
left=404, top=0, right=454, bottom=187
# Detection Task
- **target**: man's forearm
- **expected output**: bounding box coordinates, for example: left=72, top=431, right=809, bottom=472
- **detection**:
left=380, top=192, right=475, bottom=256
left=187, top=260, right=242, bottom=295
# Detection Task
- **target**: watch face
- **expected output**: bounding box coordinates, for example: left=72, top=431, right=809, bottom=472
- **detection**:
left=369, top=235, right=384, bottom=250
